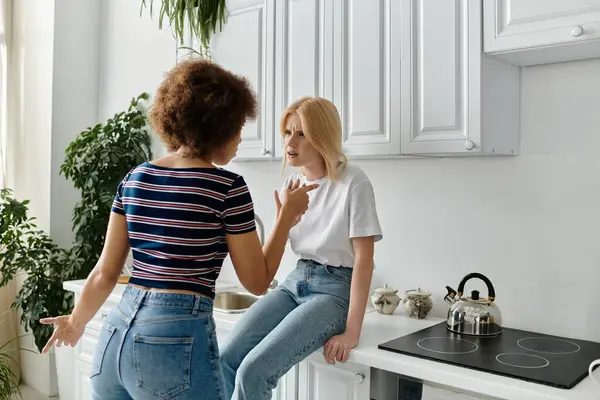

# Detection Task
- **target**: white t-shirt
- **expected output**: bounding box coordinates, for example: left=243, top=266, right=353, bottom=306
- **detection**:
left=280, top=164, right=383, bottom=268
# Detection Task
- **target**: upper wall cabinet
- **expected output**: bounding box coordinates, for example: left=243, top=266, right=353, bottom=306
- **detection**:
left=484, top=0, right=600, bottom=66
left=400, top=0, right=520, bottom=155
left=273, top=0, right=402, bottom=158
left=187, top=0, right=520, bottom=160
left=209, top=0, right=276, bottom=159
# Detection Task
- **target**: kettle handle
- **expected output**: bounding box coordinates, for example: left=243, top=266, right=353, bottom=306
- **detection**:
left=457, top=273, right=496, bottom=302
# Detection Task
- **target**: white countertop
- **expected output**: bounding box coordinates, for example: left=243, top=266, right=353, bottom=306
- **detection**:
left=63, top=280, right=600, bottom=400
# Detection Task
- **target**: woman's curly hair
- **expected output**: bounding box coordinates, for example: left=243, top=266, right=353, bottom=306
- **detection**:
left=149, top=59, right=258, bottom=158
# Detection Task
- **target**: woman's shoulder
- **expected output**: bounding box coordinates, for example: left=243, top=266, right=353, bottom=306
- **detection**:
left=130, top=162, right=247, bottom=188
left=338, top=163, right=371, bottom=188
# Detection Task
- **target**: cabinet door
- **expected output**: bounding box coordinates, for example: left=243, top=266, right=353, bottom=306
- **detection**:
left=484, top=0, right=600, bottom=54
left=332, top=0, right=401, bottom=157
left=210, top=0, right=275, bottom=160
left=298, top=355, right=370, bottom=400
left=273, top=366, right=299, bottom=400
left=274, top=0, right=330, bottom=158
left=400, top=0, right=482, bottom=155
left=74, top=359, right=93, bottom=400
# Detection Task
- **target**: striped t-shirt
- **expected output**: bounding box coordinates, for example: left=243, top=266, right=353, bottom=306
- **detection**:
left=111, top=162, right=256, bottom=298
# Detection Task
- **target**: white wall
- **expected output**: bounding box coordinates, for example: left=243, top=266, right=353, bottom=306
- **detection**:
left=9, top=0, right=58, bottom=395
left=96, top=6, right=600, bottom=344
left=9, top=0, right=102, bottom=394
left=50, top=0, right=101, bottom=249
left=97, top=0, right=176, bottom=160
left=9, top=0, right=55, bottom=232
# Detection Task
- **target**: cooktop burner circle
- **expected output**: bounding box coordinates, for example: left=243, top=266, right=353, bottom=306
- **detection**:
left=496, top=353, right=550, bottom=369
left=517, top=337, right=581, bottom=355
left=417, top=337, right=478, bottom=355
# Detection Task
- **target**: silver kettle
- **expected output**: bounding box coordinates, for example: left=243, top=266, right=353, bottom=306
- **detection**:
left=444, top=273, right=502, bottom=336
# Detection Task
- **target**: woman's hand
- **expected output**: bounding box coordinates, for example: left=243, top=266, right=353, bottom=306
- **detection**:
left=39, top=315, right=85, bottom=354
left=323, top=331, right=359, bottom=364
left=274, top=179, right=318, bottom=225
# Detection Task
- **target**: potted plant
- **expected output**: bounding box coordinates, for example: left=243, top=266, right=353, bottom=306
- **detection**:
left=61, top=93, right=153, bottom=282
left=140, top=0, right=227, bottom=58
left=0, top=189, right=72, bottom=353
left=0, top=310, right=21, bottom=400
left=0, top=94, right=153, bottom=399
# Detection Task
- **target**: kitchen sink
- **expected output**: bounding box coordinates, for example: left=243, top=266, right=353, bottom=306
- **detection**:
left=213, top=291, right=261, bottom=314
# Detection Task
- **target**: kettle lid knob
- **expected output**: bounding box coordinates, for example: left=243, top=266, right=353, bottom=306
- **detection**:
left=471, top=290, right=480, bottom=300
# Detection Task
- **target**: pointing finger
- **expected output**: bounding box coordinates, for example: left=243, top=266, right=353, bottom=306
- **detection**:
left=274, top=190, right=282, bottom=213
left=302, top=184, right=320, bottom=193
left=42, top=332, right=58, bottom=355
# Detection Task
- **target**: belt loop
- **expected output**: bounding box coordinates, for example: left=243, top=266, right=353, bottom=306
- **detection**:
left=135, top=289, right=148, bottom=309
left=192, top=295, right=201, bottom=315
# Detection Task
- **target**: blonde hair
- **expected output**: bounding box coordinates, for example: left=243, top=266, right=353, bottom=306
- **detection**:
left=280, top=96, right=347, bottom=181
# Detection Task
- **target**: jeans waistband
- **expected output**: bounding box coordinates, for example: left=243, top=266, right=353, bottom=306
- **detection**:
left=122, top=285, right=213, bottom=313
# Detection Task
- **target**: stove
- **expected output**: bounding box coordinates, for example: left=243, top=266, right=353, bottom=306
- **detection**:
left=378, top=322, right=600, bottom=389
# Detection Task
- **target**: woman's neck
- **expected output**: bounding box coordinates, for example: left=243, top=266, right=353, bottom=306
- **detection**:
left=167, top=147, right=214, bottom=168
left=301, top=160, right=327, bottom=182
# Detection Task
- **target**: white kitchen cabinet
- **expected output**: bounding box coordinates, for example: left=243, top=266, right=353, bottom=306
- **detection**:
left=188, top=0, right=519, bottom=159
left=210, top=0, right=276, bottom=160
left=400, top=0, right=520, bottom=155
left=207, top=0, right=402, bottom=159
left=484, top=0, right=600, bottom=66
left=72, top=294, right=119, bottom=400
left=298, top=353, right=370, bottom=400
left=74, top=359, right=93, bottom=400
left=331, top=0, right=402, bottom=157
left=272, top=0, right=325, bottom=157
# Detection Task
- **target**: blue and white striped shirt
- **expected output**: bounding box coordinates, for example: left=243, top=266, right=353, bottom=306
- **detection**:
left=111, top=162, right=256, bottom=298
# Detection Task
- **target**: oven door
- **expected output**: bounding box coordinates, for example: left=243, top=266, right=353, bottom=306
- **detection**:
left=370, top=368, right=423, bottom=399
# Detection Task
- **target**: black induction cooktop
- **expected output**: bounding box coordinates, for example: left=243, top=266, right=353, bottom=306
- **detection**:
left=378, top=322, right=600, bottom=389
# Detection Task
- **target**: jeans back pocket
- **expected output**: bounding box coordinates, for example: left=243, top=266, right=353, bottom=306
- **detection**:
left=90, top=322, right=116, bottom=378
left=133, top=335, right=194, bottom=399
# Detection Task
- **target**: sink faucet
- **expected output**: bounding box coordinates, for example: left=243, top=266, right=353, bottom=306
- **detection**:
left=255, top=213, right=278, bottom=293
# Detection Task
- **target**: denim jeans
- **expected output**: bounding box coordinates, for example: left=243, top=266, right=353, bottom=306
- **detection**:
left=220, top=259, right=353, bottom=400
left=90, top=286, right=225, bottom=400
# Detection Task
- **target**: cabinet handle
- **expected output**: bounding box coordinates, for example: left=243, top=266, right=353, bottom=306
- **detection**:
left=260, top=148, right=270, bottom=156
left=354, top=373, right=365, bottom=384
left=572, top=25, right=584, bottom=37
left=465, top=140, right=475, bottom=151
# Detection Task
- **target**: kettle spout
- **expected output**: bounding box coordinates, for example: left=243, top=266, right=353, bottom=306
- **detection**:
left=444, top=286, right=457, bottom=305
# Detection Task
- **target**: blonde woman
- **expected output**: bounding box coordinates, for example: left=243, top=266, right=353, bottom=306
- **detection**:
left=220, top=97, right=383, bottom=400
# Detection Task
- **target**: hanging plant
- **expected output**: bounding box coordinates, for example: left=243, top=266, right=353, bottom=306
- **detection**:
left=140, top=0, right=227, bottom=58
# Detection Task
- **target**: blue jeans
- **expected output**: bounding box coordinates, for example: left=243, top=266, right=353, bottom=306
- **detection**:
left=220, top=259, right=353, bottom=400
left=90, top=286, right=225, bottom=400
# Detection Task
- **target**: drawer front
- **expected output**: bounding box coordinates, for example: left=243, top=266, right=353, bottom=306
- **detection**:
left=74, top=359, right=93, bottom=400
left=77, top=329, right=100, bottom=364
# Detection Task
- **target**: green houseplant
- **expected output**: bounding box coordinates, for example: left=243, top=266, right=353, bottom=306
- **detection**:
left=61, top=93, right=153, bottom=284
left=140, top=0, right=227, bottom=57
left=0, top=310, right=21, bottom=400
left=0, top=189, right=71, bottom=353
left=0, top=93, right=153, bottom=353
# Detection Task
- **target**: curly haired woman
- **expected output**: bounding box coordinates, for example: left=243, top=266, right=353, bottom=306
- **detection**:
left=39, top=60, right=317, bottom=400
